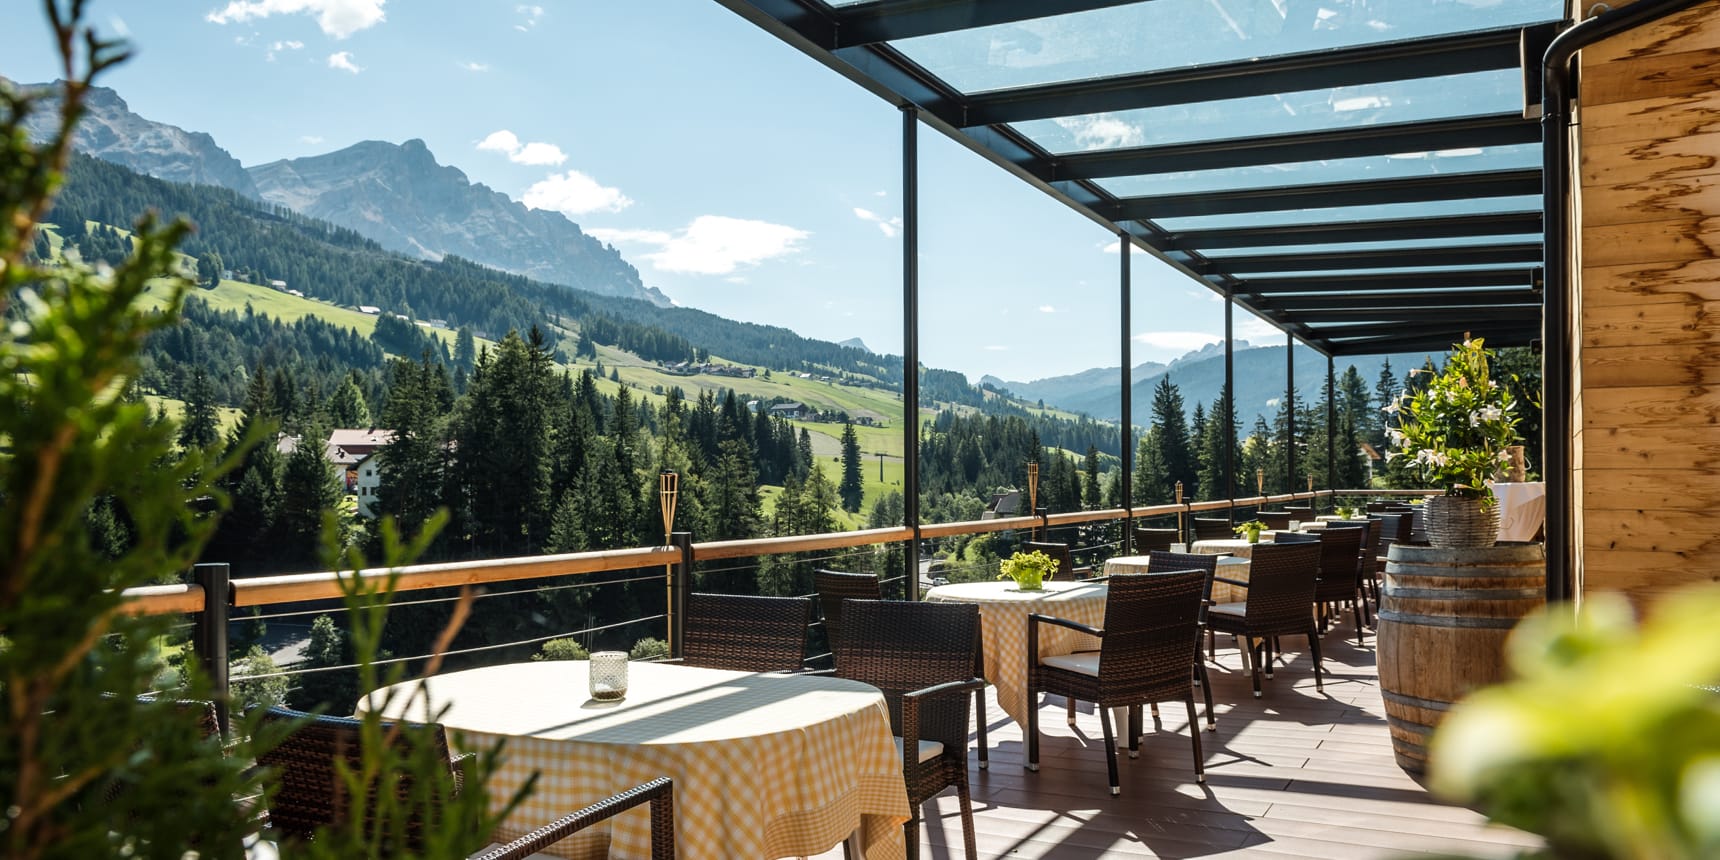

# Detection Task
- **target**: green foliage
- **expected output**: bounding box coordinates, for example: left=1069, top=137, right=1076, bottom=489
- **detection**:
left=1232, top=520, right=1267, bottom=542
left=997, top=550, right=1059, bottom=590
left=230, top=645, right=289, bottom=710
left=289, top=613, right=358, bottom=712
left=1431, top=588, right=1720, bottom=860
left=1, top=15, right=273, bottom=856
left=1384, top=338, right=1519, bottom=503
left=628, top=637, right=670, bottom=661
left=533, top=637, right=591, bottom=661
left=838, top=421, right=863, bottom=512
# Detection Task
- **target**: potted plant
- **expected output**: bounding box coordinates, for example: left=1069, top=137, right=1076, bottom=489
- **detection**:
left=1233, top=520, right=1268, bottom=544
left=997, top=550, right=1059, bottom=591
left=1384, top=338, right=1520, bottom=548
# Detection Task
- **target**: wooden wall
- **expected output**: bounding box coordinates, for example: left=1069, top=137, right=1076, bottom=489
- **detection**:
left=1576, top=0, right=1720, bottom=608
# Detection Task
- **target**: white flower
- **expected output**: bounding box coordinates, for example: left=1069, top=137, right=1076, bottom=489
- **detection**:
left=1382, top=399, right=1399, bottom=415
left=1497, top=450, right=1512, bottom=463
left=1479, top=406, right=1503, bottom=423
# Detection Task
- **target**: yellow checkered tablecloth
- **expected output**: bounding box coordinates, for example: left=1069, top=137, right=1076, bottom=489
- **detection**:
left=1104, top=554, right=1253, bottom=603
left=363, top=661, right=909, bottom=860
left=923, top=580, right=1109, bottom=728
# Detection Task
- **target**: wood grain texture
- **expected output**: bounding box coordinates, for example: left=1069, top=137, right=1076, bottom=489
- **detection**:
left=1579, top=46, right=1720, bottom=107
left=1583, top=90, right=1720, bottom=148
left=1581, top=344, right=1720, bottom=387
left=1581, top=384, right=1720, bottom=428
left=1582, top=510, right=1720, bottom=554
left=1582, top=300, right=1720, bottom=348
left=1581, top=134, right=1720, bottom=188
left=1582, top=467, right=1720, bottom=512
left=1581, top=173, right=1720, bottom=227
left=1582, top=258, right=1720, bottom=306
left=1580, top=425, right=1720, bottom=470
left=1583, top=2, right=1720, bottom=65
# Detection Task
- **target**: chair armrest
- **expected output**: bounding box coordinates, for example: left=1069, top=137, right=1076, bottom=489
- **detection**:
left=1213, top=576, right=1249, bottom=588
left=901, top=678, right=986, bottom=762
left=473, top=777, right=675, bottom=860
left=799, top=667, right=836, bottom=676
left=1028, top=613, right=1105, bottom=639
left=450, top=752, right=475, bottom=798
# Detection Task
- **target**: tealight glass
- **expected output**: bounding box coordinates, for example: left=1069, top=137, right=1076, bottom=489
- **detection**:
left=589, top=651, right=628, bottom=701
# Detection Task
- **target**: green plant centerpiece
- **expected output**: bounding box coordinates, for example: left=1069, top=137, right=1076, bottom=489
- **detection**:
left=998, top=550, right=1059, bottom=591
left=1385, top=338, right=1520, bottom=547
left=1234, top=520, right=1268, bottom=544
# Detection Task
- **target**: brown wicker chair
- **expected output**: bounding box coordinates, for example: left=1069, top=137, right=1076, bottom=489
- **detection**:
left=682, top=592, right=811, bottom=673
left=1206, top=542, right=1324, bottom=698
left=813, top=569, right=881, bottom=658
left=1256, top=511, right=1292, bottom=530
left=1283, top=505, right=1315, bottom=520
left=473, top=778, right=675, bottom=860
left=834, top=599, right=984, bottom=859
left=254, top=706, right=471, bottom=850
left=1311, top=526, right=1368, bottom=644
left=1026, top=570, right=1209, bottom=794
left=1147, top=551, right=1220, bottom=731
left=1132, top=526, right=1178, bottom=554
left=1191, top=517, right=1234, bottom=540
left=1022, top=540, right=1094, bottom=580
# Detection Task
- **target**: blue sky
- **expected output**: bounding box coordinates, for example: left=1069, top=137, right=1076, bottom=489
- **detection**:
left=2, top=0, right=1279, bottom=382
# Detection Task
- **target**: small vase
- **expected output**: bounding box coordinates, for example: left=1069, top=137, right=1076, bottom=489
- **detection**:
left=1424, top=495, right=1500, bottom=548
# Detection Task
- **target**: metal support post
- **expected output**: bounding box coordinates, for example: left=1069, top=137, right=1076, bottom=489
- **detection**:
left=192, top=563, right=231, bottom=737
left=901, top=105, right=921, bottom=600
left=670, top=532, right=693, bottom=659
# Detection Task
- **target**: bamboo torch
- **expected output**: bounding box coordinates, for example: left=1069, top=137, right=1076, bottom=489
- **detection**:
left=659, top=471, right=679, bottom=648
left=1027, top=461, right=1039, bottom=514
left=1175, top=480, right=1184, bottom=541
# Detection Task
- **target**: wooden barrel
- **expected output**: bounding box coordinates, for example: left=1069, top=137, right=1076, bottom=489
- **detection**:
left=1377, top=543, right=1545, bottom=774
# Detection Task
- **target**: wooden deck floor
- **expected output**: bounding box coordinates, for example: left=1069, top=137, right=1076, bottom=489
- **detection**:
left=831, top=621, right=1540, bottom=859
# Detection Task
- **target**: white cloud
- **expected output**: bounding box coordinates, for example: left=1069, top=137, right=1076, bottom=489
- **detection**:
left=515, top=4, right=544, bottom=30
left=724, top=276, right=749, bottom=285
left=460, top=61, right=489, bottom=72
left=265, top=39, right=303, bottom=61
left=300, top=134, right=324, bottom=144
left=596, top=216, right=809, bottom=276
left=207, top=0, right=386, bottom=39
left=326, top=51, right=363, bottom=73
left=984, top=345, right=1008, bottom=351
left=476, top=129, right=567, bottom=166
left=1099, top=239, right=1153, bottom=255
left=1055, top=114, right=1145, bottom=151
left=1133, top=331, right=1224, bottom=352
left=1038, top=305, right=1056, bottom=314
left=522, top=170, right=632, bottom=216
left=873, top=190, right=888, bottom=197
left=851, top=206, right=902, bottom=238
left=1234, top=316, right=1283, bottom=342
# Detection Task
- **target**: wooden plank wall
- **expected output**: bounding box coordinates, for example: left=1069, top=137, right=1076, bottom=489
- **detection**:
left=1577, top=0, right=1720, bottom=609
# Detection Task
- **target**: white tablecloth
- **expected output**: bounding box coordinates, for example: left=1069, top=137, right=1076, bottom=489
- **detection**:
left=362, top=661, right=908, bottom=860
left=1493, top=481, right=1547, bottom=542
left=923, top=580, right=1107, bottom=728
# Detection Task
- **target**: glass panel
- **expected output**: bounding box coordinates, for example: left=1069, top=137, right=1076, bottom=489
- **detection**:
left=893, top=0, right=1561, bottom=92
left=1227, top=262, right=1539, bottom=278
left=1203, top=234, right=1541, bottom=256
left=1154, top=196, right=1541, bottom=232
left=1089, top=144, right=1537, bottom=198
left=1012, top=70, right=1522, bottom=151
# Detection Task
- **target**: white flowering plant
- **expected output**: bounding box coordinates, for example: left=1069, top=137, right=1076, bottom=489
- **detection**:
left=1383, top=338, right=1519, bottom=505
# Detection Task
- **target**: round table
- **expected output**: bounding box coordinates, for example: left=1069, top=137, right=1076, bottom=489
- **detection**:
left=362, top=661, right=909, bottom=860
left=923, top=580, right=1108, bottom=728
left=1105, top=554, right=1253, bottom=603
left=1191, top=538, right=1262, bottom=559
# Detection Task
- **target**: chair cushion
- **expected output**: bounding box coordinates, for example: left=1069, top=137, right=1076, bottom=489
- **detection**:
left=1040, top=651, right=1100, bottom=677
left=893, top=736, right=945, bottom=764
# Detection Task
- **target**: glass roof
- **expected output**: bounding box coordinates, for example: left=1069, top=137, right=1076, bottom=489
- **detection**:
left=1091, top=143, right=1538, bottom=198
left=891, top=0, right=1559, bottom=92
left=1155, top=196, right=1542, bottom=232
left=1011, top=69, right=1523, bottom=151
left=1204, top=235, right=1542, bottom=257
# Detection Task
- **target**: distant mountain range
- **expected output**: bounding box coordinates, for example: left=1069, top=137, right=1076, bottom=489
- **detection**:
left=15, top=79, right=667, bottom=307
left=989, top=341, right=1436, bottom=428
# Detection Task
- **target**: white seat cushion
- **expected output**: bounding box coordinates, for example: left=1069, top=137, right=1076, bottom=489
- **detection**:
left=893, top=736, right=946, bottom=764
left=1040, top=651, right=1100, bottom=677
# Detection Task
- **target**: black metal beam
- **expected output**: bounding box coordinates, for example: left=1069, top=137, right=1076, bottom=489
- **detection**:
left=1311, top=317, right=1540, bottom=340
left=1057, top=113, right=1538, bottom=179
left=1327, top=325, right=1539, bottom=355
left=963, top=24, right=1556, bottom=126
left=1210, top=243, right=1542, bottom=274
left=1268, top=304, right=1542, bottom=322
left=1168, top=211, right=1542, bottom=250
left=1115, top=169, right=1541, bottom=220
left=833, top=0, right=1140, bottom=47
left=1234, top=268, right=1539, bottom=295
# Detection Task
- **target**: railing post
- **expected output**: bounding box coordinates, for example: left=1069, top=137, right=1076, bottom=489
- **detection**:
left=192, top=562, right=231, bottom=737
left=1036, top=506, right=1050, bottom=543
left=669, top=532, right=692, bottom=660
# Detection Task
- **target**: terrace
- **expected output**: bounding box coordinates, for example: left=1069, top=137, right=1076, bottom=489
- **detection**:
left=49, top=0, right=1720, bottom=856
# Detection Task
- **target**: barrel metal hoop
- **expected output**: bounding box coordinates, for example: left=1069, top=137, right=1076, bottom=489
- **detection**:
left=1380, top=689, right=1454, bottom=718
left=1377, top=609, right=1522, bottom=629
left=1383, top=586, right=1546, bottom=601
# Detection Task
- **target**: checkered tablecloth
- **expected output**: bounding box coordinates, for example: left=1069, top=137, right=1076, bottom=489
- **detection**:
left=923, top=580, right=1108, bottom=728
left=363, top=661, right=909, bottom=859
left=1105, top=554, right=1253, bottom=603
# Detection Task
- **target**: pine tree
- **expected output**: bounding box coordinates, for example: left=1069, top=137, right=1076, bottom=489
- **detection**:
left=325, top=373, right=371, bottom=428
left=1372, top=358, right=1399, bottom=449
left=277, top=418, right=342, bottom=570
left=1149, top=376, right=1196, bottom=494
left=454, top=326, right=476, bottom=369
left=1196, top=386, right=1240, bottom=501
left=1082, top=445, right=1101, bottom=510
left=838, top=421, right=863, bottom=512
left=178, top=368, right=221, bottom=450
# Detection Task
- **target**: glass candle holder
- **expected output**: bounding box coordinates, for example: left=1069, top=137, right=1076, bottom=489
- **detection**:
left=589, top=651, right=628, bottom=701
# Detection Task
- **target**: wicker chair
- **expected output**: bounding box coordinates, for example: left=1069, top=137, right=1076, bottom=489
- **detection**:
left=254, top=706, right=471, bottom=850
left=1022, top=540, right=1095, bottom=580
left=834, top=599, right=984, bottom=859
left=1283, top=505, right=1315, bottom=520
left=1206, top=542, right=1324, bottom=698
left=1256, top=511, right=1292, bottom=530
left=1132, top=526, right=1178, bottom=554
left=682, top=593, right=812, bottom=673
left=1026, top=570, right=1209, bottom=794
left=1147, top=551, right=1220, bottom=731
left=1191, top=516, right=1234, bottom=541
left=473, top=778, right=675, bottom=860
left=813, top=569, right=881, bottom=658
left=1312, top=526, right=1368, bottom=644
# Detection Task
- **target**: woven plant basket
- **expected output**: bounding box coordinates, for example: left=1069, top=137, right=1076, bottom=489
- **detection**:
left=1424, top=495, right=1500, bottom=548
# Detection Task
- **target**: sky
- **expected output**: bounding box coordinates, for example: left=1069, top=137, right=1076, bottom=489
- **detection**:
left=1, top=0, right=1287, bottom=383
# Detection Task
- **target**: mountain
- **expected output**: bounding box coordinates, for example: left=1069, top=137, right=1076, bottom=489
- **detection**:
left=13, top=80, right=258, bottom=197
left=983, top=359, right=1168, bottom=406
left=248, top=139, right=668, bottom=307
left=838, top=337, right=872, bottom=353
